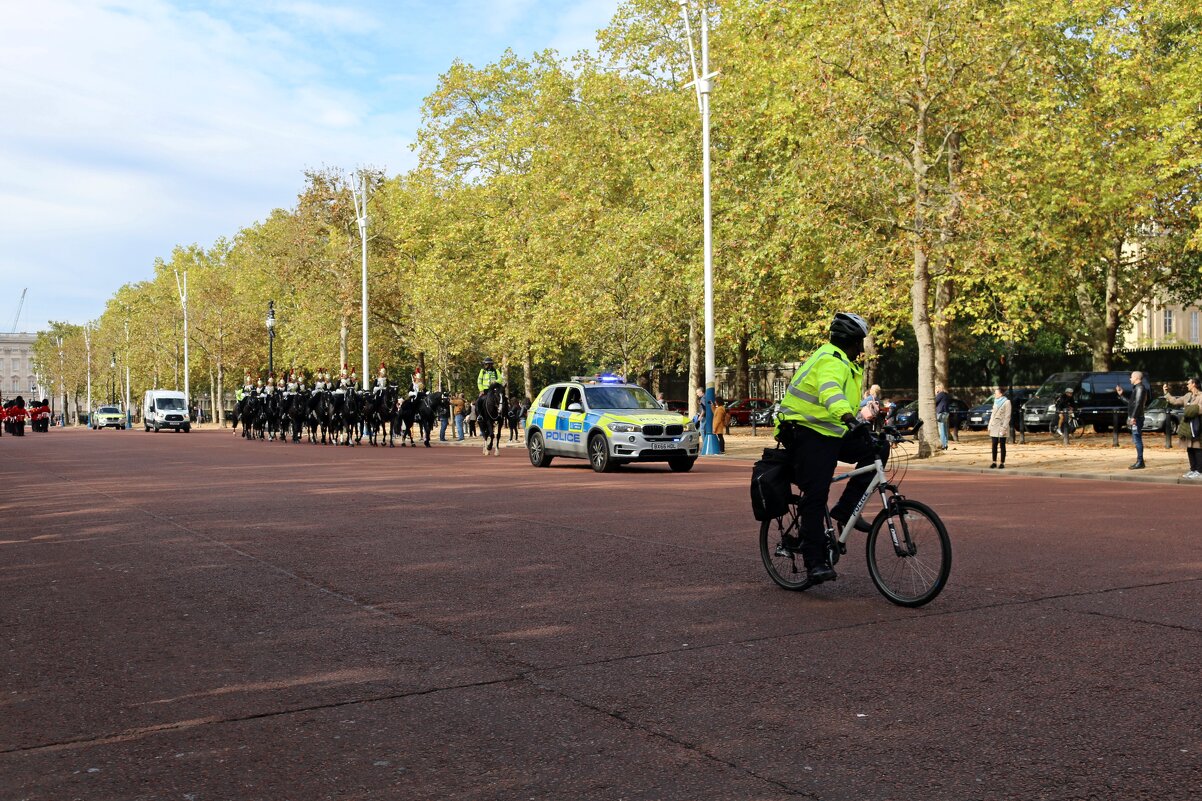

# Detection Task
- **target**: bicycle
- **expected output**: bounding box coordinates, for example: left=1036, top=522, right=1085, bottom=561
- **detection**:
left=1053, top=408, right=1084, bottom=440
left=759, top=424, right=952, bottom=607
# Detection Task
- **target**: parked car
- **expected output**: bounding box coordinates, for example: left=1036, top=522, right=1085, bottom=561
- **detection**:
left=90, top=405, right=126, bottom=430
left=1142, top=396, right=1183, bottom=433
left=1020, top=371, right=1150, bottom=433
left=724, top=397, right=773, bottom=426
left=893, top=398, right=969, bottom=434
left=965, top=389, right=1033, bottom=431
left=661, top=399, right=689, bottom=415
left=749, top=402, right=781, bottom=427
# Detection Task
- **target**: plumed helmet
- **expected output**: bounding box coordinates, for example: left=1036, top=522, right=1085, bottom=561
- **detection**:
left=830, top=312, right=869, bottom=340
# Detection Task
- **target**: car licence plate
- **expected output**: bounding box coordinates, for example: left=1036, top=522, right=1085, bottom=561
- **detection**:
left=652, top=442, right=674, bottom=450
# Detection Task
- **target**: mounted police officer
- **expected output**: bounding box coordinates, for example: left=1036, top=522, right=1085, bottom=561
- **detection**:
left=477, top=357, right=501, bottom=392
left=775, top=312, right=881, bottom=586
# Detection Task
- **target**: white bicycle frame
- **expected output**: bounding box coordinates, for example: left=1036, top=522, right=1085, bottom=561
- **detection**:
left=828, top=455, right=894, bottom=547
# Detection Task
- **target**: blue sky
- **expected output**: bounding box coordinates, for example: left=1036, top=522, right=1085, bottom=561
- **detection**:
left=0, top=0, right=621, bottom=332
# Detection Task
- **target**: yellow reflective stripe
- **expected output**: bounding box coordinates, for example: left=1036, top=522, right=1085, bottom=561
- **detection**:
left=787, top=385, right=819, bottom=404
left=823, top=393, right=848, bottom=409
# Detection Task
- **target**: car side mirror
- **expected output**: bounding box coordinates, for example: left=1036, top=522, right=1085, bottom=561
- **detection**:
left=567, top=402, right=583, bottom=412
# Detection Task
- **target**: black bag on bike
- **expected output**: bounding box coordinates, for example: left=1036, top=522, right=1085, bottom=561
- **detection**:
left=751, top=447, right=793, bottom=522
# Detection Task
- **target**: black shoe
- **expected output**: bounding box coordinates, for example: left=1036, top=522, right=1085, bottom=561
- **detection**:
left=806, top=564, right=837, bottom=585
left=990, top=462, right=997, bottom=469
left=1129, top=462, right=1145, bottom=470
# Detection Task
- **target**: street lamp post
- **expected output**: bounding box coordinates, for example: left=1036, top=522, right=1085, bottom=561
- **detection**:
left=351, top=171, right=369, bottom=388
left=57, top=336, right=65, bottom=426
left=124, top=319, right=131, bottom=428
left=83, top=324, right=93, bottom=426
left=680, top=1, right=720, bottom=456
left=173, top=271, right=189, bottom=411
left=266, top=301, right=276, bottom=375
left=110, top=352, right=117, bottom=405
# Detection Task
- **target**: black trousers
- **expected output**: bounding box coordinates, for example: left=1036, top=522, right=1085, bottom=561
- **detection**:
left=785, top=424, right=884, bottom=566
left=991, top=436, right=1007, bottom=464
left=1189, top=447, right=1202, bottom=472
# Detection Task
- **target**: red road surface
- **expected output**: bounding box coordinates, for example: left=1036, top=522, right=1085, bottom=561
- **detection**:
left=2, top=428, right=1200, bottom=800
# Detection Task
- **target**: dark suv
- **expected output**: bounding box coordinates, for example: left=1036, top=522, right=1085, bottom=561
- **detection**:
left=1021, top=371, right=1150, bottom=433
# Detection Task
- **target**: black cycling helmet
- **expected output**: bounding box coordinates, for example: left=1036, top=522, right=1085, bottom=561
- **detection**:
left=830, top=312, right=869, bottom=340
left=483, top=357, right=495, bottom=366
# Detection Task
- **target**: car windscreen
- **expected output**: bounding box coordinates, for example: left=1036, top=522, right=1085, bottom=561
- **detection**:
left=1032, top=379, right=1078, bottom=398
left=98, top=406, right=119, bottom=414
left=584, top=386, right=662, bottom=410
left=155, top=398, right=187, bottom=410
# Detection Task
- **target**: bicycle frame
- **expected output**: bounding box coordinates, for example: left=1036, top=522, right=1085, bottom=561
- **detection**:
left=828, top=450, right=914, bottom=557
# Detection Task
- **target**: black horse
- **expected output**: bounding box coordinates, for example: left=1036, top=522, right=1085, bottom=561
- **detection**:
left=475, top=384, right=506, bottom=456
left=307, top=390, right=332, bottom=444
left=364, top=386, right=396, bottom=446
left=395, top=395, right=418, bottom=446
left=415, top=390, right=447, bottom=448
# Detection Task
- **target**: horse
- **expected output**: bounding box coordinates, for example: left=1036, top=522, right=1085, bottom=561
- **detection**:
left=414, top=390, right=441, bottom=447
left=475, top=383, right=506, bottom=456
left=364, top=386, right=396, bottom=446
left=307, top=390, right=332, bottom=444
left=285, top=392, right=307, bottom=443
left=395, top=394, right=418, bottom=446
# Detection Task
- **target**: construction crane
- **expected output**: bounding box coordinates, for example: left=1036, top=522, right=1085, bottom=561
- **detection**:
left=10, top=288, right=27, bottom=333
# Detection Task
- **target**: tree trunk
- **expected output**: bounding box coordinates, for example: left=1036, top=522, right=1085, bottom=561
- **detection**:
left=933, top=279, right=953, bottom=390
left=209, top=365, right=217, bottom=426
left=911, top=105, right=937, bottom=457
left=736, top=330, right=750, bottom=400
left=523, top=349, right=534, bottom=402
left=688, top=317, right=701, bottom=417
left=501, top=355, right=510, bottom=394
left=862, top=330, right=878, bottom=389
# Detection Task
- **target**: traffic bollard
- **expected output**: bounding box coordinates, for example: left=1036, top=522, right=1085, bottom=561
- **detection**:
left=1165, top=420, right=1173, bottom=449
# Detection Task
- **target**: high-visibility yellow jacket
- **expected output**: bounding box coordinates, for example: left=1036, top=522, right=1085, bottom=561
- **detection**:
left=478, top=368, right=500, bottom=392
left=776, top=343, right=862, bottom=438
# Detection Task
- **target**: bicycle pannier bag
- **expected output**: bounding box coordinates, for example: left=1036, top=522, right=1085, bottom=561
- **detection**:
left=751, top=448, right=793, bottom=522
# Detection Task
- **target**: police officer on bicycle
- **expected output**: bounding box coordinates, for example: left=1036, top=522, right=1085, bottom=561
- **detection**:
left=775, top=312, right=883, bottom=585
left=1054, top=387, right=1077, bottom=436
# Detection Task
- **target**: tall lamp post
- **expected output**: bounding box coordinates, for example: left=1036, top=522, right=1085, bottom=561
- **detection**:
left=680, top=0, right=720, bottom=456
left=173, top=270, right=189, bottom=413
left=351, top=171, right=369, bottom=388
left=110, top=352, right=117, bottom=405
left=266, top=301, right=275, bottom=375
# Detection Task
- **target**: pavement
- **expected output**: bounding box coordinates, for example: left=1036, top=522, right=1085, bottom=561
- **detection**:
left=2, top=427, right=1201, bottom=800
left=716, top=423, right=1202, bottom=485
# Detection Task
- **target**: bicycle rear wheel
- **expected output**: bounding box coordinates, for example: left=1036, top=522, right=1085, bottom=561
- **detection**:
left=759, top=507, right=810, bottom=590
left=866, top=499, right=951, bottom=607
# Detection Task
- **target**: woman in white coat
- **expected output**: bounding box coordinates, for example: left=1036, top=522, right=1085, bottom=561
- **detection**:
left=987, top=387, right=1012, bottom=469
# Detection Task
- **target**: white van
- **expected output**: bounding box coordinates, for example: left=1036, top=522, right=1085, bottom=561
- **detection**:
left=143, top=390, right=191, bottom=433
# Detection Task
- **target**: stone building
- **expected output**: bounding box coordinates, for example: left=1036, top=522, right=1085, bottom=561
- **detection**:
left=0, top=332, right=39, bottom=398
left=1125, top=301, right=1202, bottom=348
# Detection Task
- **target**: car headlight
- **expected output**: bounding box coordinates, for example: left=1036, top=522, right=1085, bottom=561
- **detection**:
left=683, top=421, right=697, bottom=432
left=608, top=422, right=641, bottom=433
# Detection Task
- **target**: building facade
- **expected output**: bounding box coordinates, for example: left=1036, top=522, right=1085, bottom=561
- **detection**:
left=1124, top=301, right=1202, bottom=348
left=0, top=332, right=40, bottom=399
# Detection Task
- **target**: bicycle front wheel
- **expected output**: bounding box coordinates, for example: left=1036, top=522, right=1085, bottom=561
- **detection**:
left=866, top=499, right=951, bottom=607
left=759, top=509, right=809, bottom=590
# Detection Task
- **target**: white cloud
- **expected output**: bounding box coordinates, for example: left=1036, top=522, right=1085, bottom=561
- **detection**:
left=548, top=0, right=621, bottom=56
left=0, top=0, right=418, bottom=328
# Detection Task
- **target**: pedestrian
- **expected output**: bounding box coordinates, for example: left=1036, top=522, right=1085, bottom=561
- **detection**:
left=438, top=397, right=450, bottom=442
left=467, top=395, right=479, bottom=437
left=695, top=387, right=707, bottom=433
left=1164, top=377, right=1202, bottom=479
left=935, top=383, right=950, bottom=450
left=506, top=395, right=521, bottom=441
left=859, top=385, right=881, bottom=428
left=711, top=397, right=728, bottom=453
left=451, top=392, right=466, bottom=441
left=987, top=386, right=1011, bottom=469
left=1115, top=371, right=1149, bottom=469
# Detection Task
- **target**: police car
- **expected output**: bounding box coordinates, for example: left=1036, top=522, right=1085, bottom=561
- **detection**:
left=525, top=378, right=699, bottom=472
